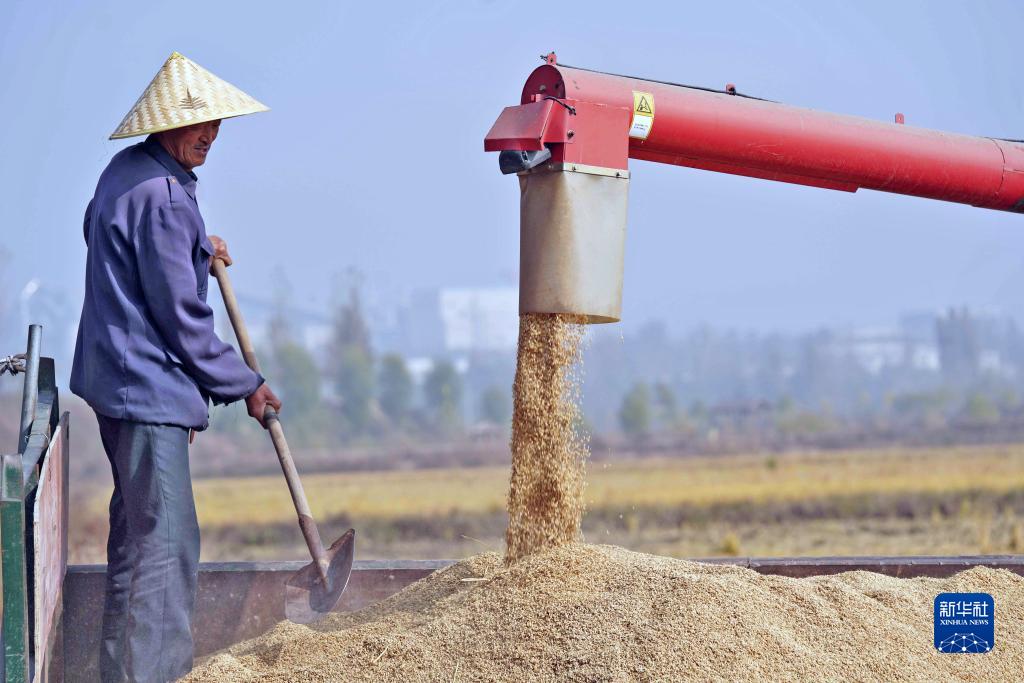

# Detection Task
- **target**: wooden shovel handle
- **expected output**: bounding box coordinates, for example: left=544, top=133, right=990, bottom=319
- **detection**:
left=211, top=259, right=262, bottom=373
left=211, top=258, right=331, bottom=583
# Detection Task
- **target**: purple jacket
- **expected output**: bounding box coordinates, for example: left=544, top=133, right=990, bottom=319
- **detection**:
left=71, top=136, right=262, bottom=429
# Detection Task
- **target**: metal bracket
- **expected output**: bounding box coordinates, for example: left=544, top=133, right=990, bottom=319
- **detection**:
left=0, top=355, right=26, bottom=377
left=519, top=162, right=629, bottom=179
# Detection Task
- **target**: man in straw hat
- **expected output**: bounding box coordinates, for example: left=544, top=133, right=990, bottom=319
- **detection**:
left=72, top=52, right=281, bottom=683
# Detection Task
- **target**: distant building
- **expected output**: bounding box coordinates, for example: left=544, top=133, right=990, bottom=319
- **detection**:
left=936, top=307, right=981, bottom=385
left=438, top=288, right=518, bottom=352
left=908, top=344, right=940, bottom=371
left=222, top=296, right=331, bottom=355
left=837, top=327, right=907, bottom=375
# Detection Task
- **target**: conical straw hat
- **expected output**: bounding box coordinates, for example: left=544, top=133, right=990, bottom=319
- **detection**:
left=110, top=52, right=268, bottom=139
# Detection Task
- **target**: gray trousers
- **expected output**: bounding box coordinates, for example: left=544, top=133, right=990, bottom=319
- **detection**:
left=95, top=413, right=200, bottom=683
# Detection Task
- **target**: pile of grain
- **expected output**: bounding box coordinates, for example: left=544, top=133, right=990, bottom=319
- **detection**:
left=506, top=313, right=588, bottom=563
left=186, top=543, right=1023, bottom=682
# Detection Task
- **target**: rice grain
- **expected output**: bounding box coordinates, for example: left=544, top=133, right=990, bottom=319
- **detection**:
left=505, top=313, right=588, bottom=563
left=185, top=544, right=1024, bottom=682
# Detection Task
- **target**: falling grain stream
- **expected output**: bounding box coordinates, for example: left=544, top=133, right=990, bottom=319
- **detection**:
left=506, top=313, right=588, bottom=563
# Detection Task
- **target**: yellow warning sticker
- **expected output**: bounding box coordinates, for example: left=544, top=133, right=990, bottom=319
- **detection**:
left=634, top=92, right=654, bottom=115
left=629, top=91, right=655, bottom=139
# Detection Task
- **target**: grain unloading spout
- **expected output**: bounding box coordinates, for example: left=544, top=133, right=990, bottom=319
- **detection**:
left=485, top=52, right=1024, bottom=323
left=484, top=61, right=632, bottom=324
left=516, top=168, right=628, bottom=323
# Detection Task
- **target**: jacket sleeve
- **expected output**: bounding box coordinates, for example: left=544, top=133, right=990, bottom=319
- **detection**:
left=83, top=199, right=93, bottom=243
left=136, top=201, right=263, bottom=404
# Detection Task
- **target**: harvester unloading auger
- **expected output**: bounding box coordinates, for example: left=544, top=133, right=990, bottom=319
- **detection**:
left=485, top=52, right=1024, bottom=324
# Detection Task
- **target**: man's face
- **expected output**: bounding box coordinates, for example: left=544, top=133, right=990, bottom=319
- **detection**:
left=156, top=119, right=221, bottom=171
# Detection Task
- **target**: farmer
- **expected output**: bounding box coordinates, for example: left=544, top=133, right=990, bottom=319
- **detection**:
left=71, top=52, right=281, bottom=683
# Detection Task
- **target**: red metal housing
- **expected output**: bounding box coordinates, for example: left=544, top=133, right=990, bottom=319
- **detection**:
left=484, top=55, right=1024, bottom=212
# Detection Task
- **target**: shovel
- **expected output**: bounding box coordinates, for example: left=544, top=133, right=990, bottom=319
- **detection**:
left=212, top=259, right=355, bottom=624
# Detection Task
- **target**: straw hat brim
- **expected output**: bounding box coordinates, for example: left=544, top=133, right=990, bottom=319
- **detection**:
left=109, top=104, right=269, bottom=139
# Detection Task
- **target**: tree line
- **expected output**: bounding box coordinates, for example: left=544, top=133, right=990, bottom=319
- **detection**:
left=212, top=279, right=511, bottom=445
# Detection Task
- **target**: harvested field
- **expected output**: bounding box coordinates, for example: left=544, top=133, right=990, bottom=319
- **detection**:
left=185, top=543, right=1024, bottom=682
left=69, top=444, right=1024, bottom=562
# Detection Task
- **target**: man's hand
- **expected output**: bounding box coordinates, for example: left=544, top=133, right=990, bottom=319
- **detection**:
left=245, top=383, right=282, bottom=428
left=208, top=234, right=232, bottom=271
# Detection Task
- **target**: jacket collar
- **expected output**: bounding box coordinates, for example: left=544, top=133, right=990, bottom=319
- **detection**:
left=142, top=135, right=198, bottom=199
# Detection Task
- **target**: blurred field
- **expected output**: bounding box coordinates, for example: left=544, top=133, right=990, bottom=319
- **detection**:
left=71, top=443, right=1024, bottom=563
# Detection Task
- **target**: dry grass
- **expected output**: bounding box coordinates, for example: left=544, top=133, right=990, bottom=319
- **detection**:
left=71, top=443, right=1024, bottom=562
left=182, top=445, right=1024, bottom=528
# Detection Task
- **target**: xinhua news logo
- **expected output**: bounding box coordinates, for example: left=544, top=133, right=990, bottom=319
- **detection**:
left=934, top=593, right=994, bottom=653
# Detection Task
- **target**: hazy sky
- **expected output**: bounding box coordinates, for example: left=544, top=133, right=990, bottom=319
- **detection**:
left=2, top=0, right=1023, bottom=338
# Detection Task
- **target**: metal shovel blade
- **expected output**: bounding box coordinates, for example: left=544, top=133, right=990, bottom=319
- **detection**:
left=285, top=528, right=356, bottom=624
